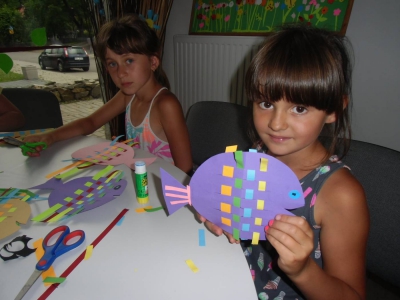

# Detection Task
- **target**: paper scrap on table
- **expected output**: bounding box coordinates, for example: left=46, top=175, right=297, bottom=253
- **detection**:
left=144, top=206, right=163, bottom=212
left=160, top=146, right=305, bottom=245
left=43, top=277, right=66, bottom=284
left=0, top=235, right=36, bottom=261
left=135, top=206, right=153, bottom=213
left=116, top=216, right=125, bottom=226
left=33, top=238, right=57, bottom=286
left=198, top=229, right=206, bottom=246
left=185, top=259, right=199, bottom=273
left=71, top=141, right=157, bottom=170
left=84, top=245, right=93, bottom=260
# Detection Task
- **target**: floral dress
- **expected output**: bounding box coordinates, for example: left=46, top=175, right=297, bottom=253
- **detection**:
left=241, top=155, right=348, bottom=300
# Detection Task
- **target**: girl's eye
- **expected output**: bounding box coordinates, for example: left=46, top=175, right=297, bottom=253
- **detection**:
left=259, top=102, right=273, bottom=110
left=126, top=59, right=134, bottom=64
left=292, top=106, right=308, bottom=114
left=107, top=62, right=117, bottom=68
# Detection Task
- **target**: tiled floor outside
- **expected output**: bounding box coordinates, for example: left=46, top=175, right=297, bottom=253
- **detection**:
left=59, top=99, right=107, bottom=139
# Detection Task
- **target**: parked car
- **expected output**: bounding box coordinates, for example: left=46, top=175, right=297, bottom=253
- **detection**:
left=38, top=46, right=90, bottom=72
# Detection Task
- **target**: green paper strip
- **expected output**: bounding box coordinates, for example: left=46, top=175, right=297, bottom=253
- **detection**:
left=234, top=151, right=244, bottom=169
left=43, top=277, right=66, bottom=284
left=8, top=207, right=17, bottom=212
left=0, top=216, right=6, bottom=222
left=144, top=206, right=164, bottom=212
left=68, top=207, right=85, bottom=217
left=32, top=203, right=63, bottom=221
left=48, top=207, right=74, bottom=223
left=92, top=165, right=114, bottom=180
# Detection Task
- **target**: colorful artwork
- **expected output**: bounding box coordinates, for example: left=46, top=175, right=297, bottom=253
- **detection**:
left=161, top=146, right=305, bottom=244
left=0, top=199, right=31, bottom=240
left=190, top=0, right=353, bottom=35
left=71, top=141, right=157, bottom=170
left=31, top=166, right=127, bottom=223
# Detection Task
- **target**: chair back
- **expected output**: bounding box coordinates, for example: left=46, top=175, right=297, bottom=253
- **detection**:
left=2, top=88, right=63, bottom=131
left=186, top=101, right=252, bottom=167
left=340, top=140, right=400, bottom=289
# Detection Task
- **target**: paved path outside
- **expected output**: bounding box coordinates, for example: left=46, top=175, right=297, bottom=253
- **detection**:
left=1, top=61, right=107, bottom=140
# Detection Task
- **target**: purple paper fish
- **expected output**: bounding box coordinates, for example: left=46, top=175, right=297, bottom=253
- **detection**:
left=161, top=149, right=305, bottom=244
left=31, top=167, right=127, bottom=222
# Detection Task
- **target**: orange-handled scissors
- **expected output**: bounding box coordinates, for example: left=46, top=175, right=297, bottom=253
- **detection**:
left=14, top=225, right=85, bottom=300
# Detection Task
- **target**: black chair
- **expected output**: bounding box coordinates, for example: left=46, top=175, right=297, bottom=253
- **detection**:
left=186, top=101, right=252, bottom=168
left=336, top=140, right=400, bottom=299
left=2, top=88, right=63, bottom=131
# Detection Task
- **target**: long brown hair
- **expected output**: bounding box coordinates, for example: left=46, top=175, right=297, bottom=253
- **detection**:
left=95, top=14, right=170, bottom=89
left=245, top=24, right=354, bottom=160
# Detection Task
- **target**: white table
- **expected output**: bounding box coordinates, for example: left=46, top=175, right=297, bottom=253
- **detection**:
left=0, top=135, right=256, bottom=299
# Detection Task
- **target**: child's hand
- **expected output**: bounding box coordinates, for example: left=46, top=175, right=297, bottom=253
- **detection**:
left=265, top=214, right=314, bottom=278
left=196, top=212, right=240, bottom=244
left=23, top=134, right=53, bottom=157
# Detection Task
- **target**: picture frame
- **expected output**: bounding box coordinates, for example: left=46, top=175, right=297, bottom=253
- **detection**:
left=189, top=0, right=354, bottom=36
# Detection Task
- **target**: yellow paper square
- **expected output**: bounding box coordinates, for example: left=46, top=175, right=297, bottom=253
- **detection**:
left=257, top=200, right=265, bottom=210
left=260, top=158, right=268, bottom=172
left=222, top=166, right=234, bottom=178
left=251, top=232, right=260, bottom=245
left=220, top=203, right=231, bottom=213
left=258, top=181, right=266, bottom=191
left=221, top=217, right=232, bottom=226
left=225, top=145, right=238, bottom=153
left=221, top=185, right=232, bottom=196
left=185, top=259, right=199, bottom=273
left=255, top=218, right=262, bottom=226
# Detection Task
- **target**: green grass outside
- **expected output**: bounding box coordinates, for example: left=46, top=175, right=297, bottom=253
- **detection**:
left=0, top=70, right=24, bottom=82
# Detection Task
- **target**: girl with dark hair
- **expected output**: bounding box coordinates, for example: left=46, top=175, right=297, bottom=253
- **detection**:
left=198, top=25, right=369, bottom=299
left=24, top=15, right=192, bottom=174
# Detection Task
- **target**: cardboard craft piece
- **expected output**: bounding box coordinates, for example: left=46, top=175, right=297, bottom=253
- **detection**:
left=0, top=235, right=36, bottom=261
left=161, top=148, right=305, bottom=244
left=0, top=199, right=31, bottom=240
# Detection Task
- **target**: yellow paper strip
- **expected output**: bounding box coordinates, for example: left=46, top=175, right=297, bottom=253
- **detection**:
left=46, top=160, right=85, bottom=179
left=33, top=239, right=57, bottom=286
left=260, top=158, right=268, bottom=172
left=47, top=207, right=74, bottom=223
left=225, top=145, right=237, bottom=153
left=185, top=259, right=199, bottom=273
left=84, top=245, right=93, bottom=260
left=251, top=232, right=260, bottom=245
left=135, top=206, right=153, bottom=213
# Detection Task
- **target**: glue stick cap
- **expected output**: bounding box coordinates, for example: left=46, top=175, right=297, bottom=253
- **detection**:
left=135, top=161, right=146, bottom=174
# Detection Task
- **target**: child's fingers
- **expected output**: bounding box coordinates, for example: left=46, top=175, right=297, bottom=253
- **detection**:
left=223, top=231, right=240, bottom=244
left=273, top=214, right=313, bottom=240
left=204, top=219, right=223, bottom=236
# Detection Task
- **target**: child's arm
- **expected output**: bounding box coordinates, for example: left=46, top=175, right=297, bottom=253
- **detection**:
left=23, top=91, right=127, bottom=156
left=0, top=94, right=25, bottom=131
left=266, top=168, right=369, bottom=300
left=156, top=93, right=193, bottom=174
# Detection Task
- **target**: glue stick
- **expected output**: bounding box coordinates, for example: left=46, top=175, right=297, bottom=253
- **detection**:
left=135, top=161, right=149, bottom=204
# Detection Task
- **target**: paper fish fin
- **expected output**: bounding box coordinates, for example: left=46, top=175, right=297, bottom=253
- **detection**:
left=160, top=168, right=191, bottom=215
left=29, top=177, right=63, bottom=190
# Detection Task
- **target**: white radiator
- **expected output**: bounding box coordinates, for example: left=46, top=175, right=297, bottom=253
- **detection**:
left=173, top=34, right=265, bottom=115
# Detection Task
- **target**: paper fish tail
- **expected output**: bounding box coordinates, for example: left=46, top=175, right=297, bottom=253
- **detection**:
left=160, top=168, right=191, bottom=215
left=29, top=177, right=63, bottom=190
